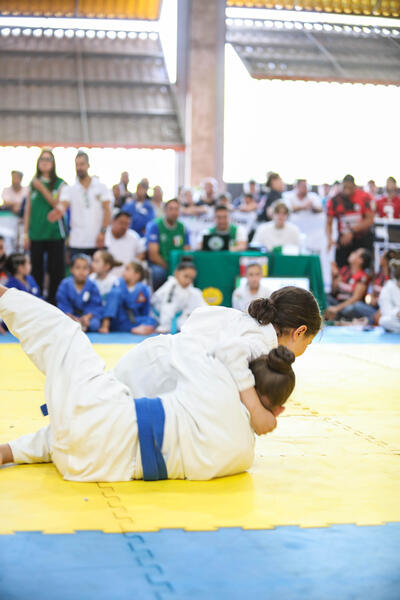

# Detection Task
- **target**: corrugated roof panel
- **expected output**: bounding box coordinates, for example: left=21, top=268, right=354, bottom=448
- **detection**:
left=228, top=21, right=400, bottom=85
left=0, top=0, right=162, bottom=19
left=0, top=26, right=183, bottom=149
left=227, top=0, right=400, bottom=18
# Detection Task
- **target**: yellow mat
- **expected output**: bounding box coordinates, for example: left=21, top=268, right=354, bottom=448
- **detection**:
left=1, top=343, right=399, bottom=533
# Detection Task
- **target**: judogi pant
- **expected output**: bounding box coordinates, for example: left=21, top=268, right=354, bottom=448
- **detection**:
left=1, top=288, right=139, bottom=481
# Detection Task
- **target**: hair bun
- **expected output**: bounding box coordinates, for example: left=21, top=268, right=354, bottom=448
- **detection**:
left=248, top=297, right=277, bottom=325
left=266, top=346, right=295, bottom=374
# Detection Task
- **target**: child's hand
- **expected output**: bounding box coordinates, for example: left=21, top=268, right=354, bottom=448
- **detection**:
left=250, top=406, right=277, bottom=436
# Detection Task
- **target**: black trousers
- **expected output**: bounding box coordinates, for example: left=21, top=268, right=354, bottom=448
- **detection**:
left=30, top=239, right=65, bottom=305
left=335, top=231, right=374, bottom=268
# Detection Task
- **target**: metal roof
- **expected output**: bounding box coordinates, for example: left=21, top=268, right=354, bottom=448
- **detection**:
left=227, top=0, right=400, bottom=19
left=0, top=0, right=162, bottom=20
left=0, top=26, right=183, bottom=148
left=227, top=19, right=400, bottom=85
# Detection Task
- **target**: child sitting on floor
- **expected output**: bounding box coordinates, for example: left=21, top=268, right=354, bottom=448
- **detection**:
left=56, top=254, right=102, bottom=332
left=378, top=259, right=400, bottom=333
left=151, top=258, right=206, bottom=334
left=89, top=249, right=120, bottom=303
left=5, top=253, right=41, bottom=297
left=100, top=261, right=156, bottom=335
left=232, top=262, right=270, bottom=312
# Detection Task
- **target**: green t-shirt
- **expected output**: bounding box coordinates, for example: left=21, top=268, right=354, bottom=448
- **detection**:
left=29, top=176, right=66, bottom=241
left=155, top=218, right=186, bottom=265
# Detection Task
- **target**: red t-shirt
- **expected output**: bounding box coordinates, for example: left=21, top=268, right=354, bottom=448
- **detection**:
left=336, top=267, right=369, bottom=301
left=375, top=196, right=400, bottom=219
left=327, top=189, right=373, bottom=236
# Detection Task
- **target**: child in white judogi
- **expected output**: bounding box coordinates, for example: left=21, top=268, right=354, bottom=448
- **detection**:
left=0, top=287, right=294, bottom=481
left=232, top=263, right=271, bottom=312
left=379, top=259, right=400, bottom=333
left=113, top=286, right=321, bottom=434
left=151, top=259, right=206, bottom=333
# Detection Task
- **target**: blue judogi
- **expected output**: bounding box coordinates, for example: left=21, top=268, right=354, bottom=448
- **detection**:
left=56, top=276, right=103, bottom=331
left=103, top=279, right=156, bottom=332
left=124, top=200, right=155, bottom=237
left=134, top=397, right=168, bottom=481
left=6, top=275, right=42, bottom=298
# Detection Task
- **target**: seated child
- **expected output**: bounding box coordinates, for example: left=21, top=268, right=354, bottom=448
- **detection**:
left=378, top=258, right=400, bottom=333
left=0, top=236, right=7, bottom=285
left=5, top=253, right=41, bottom=297
left=325, top=248, right=375, bottom=323
left=100, top=261, right=156, bottom=335
left=56, top=254, right=102, bottom=332
left=151, top=258, right=206, bottom=333
left=232, top=262, right=270, bottom=312
left=89, top=249, right=120, bottom=303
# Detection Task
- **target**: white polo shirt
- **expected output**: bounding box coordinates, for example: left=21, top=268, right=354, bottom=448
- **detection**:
left=60, top=177, right=112, bottom=248
left=252, top=221, right=301, bottom=251
left=105, top=228, right=145, bottom=277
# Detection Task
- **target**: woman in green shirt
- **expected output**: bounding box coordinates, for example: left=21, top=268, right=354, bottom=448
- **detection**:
left=24, top=149, right=66, bottom=305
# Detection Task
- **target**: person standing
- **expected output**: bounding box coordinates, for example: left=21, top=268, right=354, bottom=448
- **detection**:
left=123, top=182, right=155, bottom=237
left=1, top=170, right=27, bottom=216
left=23, top=148, right=66, bottom=304
left=58, top=151, right=112, bottom=260
left=327, top=174, right=374, bottom=268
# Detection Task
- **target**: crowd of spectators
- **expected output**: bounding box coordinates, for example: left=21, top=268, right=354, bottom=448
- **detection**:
left=1, top=149, right=400, bottom=334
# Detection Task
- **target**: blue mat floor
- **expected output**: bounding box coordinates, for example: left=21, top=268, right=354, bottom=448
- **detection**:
left=1, top=524, right=399, bottom=600
left=1, top=326, right=399, bottom=345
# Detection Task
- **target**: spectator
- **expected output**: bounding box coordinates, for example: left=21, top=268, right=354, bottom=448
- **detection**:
left=100, top=261, right=156, bottom=335
left=118, top=171, right=131, bottom=206
left=252, top=202, right=301, bottom=252
left=318, top=183, right=331, bottom=209
left=327, top=174, right=374, bottom=268
left=56, top=254, right=103, bottom=332
left=151, top=185, right=164, bottom=218
left=370, top=249, right=400, bottom=311
left=151, top=259, right=206, bottom=334
left=124, top=182, right=155, bottom=237
left=112, top=184, right=122, bottom=209
left=105, top=211, right=145, bottom=277
left=257, top=172, right=284, bottom=223
left=24, top=148, right=66, bottom=304
left=140, top=178, right=151, bottom=199
left=236, top=193, right=258, bottom=213
left=202, top=204, right=248, bottom=252
left=245, top=180, right=262, bottom=204
left=378, top=258, right=400, bottom=333
left=4, top=253, right=41, bottom=297
left=284, top=178, right=325, bottom=255
left=0, top=236, right=6, bottom=284
left=217, top=192, right=234, bottom=211
left=325, top=248, right=375, bottom=323
left=375, top=177, right=400, bottom=220
left=197, top=177, right=218, bottom=207
left=146, top=198, right=190, bottom=290
left=366, top=179, right=379, bottom=205
left=59, top=151, right=112, bottom=260
left=89, top=249, right=120, bottom=302
left=1, top=170, right=27, bottom=215
left=180, top=187, right=207, bottom=216
left=232, top=263, right=271, bottom=312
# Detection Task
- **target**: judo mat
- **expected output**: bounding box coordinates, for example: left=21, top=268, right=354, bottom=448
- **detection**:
left=1, top=327, right=399, bottom=599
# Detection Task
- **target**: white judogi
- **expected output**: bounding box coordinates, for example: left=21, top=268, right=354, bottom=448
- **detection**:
left=151, top=275, right=206, bottom=332
left=89, top=272, right=118, bottom=299
left=379, top=280, right=400, bottom=333
left=2, top=290, right=254, bottom=481
left=113, top=305, right=278, bottom=396
left=232, top=282, right=271, bottom=313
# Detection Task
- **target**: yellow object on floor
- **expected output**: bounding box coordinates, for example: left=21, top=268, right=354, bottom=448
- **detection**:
left=1, top=343, right=399, bottom=534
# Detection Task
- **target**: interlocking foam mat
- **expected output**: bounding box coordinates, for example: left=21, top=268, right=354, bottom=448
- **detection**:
left=1, top=330, right=399, bottom=599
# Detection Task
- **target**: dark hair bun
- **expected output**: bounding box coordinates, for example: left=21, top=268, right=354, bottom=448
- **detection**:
left=266, top=346, right=295, bottom=374
left=248, top=297, right=277, bottom=325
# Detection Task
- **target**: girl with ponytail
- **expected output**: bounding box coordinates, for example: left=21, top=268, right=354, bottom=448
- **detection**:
left=113, top=285, right=321, bottom=435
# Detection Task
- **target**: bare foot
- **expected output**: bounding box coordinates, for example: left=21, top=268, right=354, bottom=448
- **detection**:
left=131, top=325, right=155, bottom=335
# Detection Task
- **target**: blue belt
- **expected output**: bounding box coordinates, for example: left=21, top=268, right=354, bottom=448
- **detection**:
left=134, top=397, right=168, bottom=481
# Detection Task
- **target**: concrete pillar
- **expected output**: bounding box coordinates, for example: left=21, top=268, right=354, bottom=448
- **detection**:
left=176, top=0, right=225, bottom=190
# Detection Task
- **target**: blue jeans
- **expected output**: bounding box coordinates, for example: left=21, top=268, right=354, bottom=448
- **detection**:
left=148, top=262, right=168, bottom=291
left=339, top=301, right=377, bottom=324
